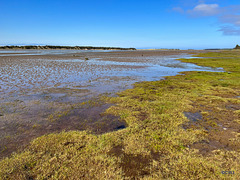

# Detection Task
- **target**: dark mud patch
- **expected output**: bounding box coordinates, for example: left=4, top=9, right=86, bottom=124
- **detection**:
left=108, top=145, right=152, bottom=178
left=184, top=111, right=202, bottom=122
left=0, top=102, right=126, bottom=159
left=114, top=125, right=126, bottom=130
left=108, top=146, right=162, bottom=178
left=182, top=111, right=203, bottom=130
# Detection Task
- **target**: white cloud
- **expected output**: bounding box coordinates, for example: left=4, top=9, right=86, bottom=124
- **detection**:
left=187, top=3, right=220, bottom=16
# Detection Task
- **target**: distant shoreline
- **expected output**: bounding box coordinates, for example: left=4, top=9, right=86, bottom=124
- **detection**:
left=0, top=45, right=136, bottom=51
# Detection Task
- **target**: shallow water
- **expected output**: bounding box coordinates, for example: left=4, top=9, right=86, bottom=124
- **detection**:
left=0, top=54, right=223, bottom=97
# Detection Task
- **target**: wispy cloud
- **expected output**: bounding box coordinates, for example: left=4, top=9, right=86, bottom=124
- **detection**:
left=187, top=3, right=220, bottom=16
left=173, top=2, right=240, bottom=36
left=218, top=26, right=240, bottom=36
left=219, top=14, right=240, bottom=26
left=218, top=14, right=240, bottom=36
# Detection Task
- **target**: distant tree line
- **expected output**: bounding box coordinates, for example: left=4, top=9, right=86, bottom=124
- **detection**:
left=0, top=45, right=136, bottom=50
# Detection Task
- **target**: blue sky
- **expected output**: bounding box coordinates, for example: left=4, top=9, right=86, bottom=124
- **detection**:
left=0, top=0, right=240, bottom=49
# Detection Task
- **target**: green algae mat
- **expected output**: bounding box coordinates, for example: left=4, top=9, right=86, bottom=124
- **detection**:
left=1, top=50, right=240, bottom=179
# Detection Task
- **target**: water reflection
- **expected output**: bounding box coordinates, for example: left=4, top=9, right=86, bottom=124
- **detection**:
left=0, top=54, right=224, bottom=97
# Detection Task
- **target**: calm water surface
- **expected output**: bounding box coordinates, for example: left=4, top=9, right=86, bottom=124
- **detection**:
left=0, top=51, right=223, bottom=98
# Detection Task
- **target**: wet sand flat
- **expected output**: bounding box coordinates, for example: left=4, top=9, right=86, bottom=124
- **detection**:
left=0, top=49, right=221, bottom=158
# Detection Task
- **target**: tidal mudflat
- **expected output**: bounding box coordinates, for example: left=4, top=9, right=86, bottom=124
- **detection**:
left=0, top=50, right=222, bottom=158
